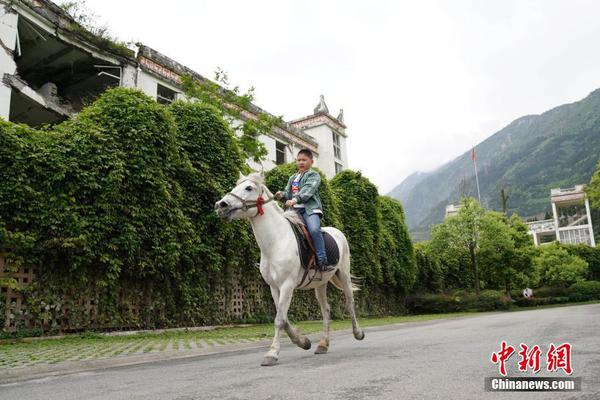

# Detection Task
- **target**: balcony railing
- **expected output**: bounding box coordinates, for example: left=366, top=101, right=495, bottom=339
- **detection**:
left=526, top=219, right=556, bottom=233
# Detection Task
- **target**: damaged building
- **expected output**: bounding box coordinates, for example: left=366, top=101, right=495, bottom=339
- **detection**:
left=0, top=0, right=348, bottom=178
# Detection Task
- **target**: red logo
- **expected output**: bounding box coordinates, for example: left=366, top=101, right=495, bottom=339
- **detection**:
left=518, top=344, right=541, bottom=373
left=491, top=341, right=515, bottom=376
left=491, top=342, right=572, bottom=376
left=547, top=343, right=573, bottom=375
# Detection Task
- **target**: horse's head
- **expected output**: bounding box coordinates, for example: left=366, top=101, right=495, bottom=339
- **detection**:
left=215, top=172, right=269, bottom=221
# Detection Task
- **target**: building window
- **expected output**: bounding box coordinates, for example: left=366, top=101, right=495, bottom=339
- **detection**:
left=335, top=162, right=343, bottom=174
left=332, top=132, right=341, bottom=159
left=275, top=141, right=286, bottom=165
left=157, top=83, right=177, bottom=104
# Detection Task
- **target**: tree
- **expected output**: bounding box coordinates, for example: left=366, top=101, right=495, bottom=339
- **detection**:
left=431, top=197, right=488, bottom=294
left=413, top=242, right=443, bottom=293
left=587, top=158, right=600, bottom=210
left=479, top=213, right=535, bottom=298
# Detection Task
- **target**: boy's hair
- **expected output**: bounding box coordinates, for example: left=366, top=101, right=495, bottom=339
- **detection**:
left=297, top=149, right=313, bottom=159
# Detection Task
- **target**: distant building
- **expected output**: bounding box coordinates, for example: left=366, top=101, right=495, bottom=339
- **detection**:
left=445, top=204, right=461, bottom=218
left=0, top=0, right=348, bottom=178
left=527, top=185, right=595, bottom=246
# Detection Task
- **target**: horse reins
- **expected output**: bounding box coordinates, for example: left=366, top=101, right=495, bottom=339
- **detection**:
left=226, top=185, right=275, bottom=217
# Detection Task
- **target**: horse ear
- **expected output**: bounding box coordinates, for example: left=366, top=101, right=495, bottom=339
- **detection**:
left=239, top=171, right=245, bottom=179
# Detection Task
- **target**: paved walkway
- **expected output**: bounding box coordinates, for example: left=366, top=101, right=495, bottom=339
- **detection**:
left=0, top=334, right=273, bottom=383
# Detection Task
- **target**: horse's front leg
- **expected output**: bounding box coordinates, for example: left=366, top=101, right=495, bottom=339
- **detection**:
left=262, top=285, right=281, bottom=365
left=261, top=281, right=311, bottom=366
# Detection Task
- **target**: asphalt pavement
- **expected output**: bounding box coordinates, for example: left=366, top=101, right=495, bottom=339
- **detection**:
left=1, top=303, right=598, bottom=400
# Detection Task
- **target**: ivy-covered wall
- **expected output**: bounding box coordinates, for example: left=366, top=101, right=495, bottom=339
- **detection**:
left=0, top=88, right=415, bottom=333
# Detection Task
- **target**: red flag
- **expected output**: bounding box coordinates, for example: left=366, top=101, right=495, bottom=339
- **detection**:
left=472, top=147, right=476, bottom=162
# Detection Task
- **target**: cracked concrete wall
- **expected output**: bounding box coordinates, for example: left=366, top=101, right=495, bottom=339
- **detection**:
left=0, top=7, right=18, bottom=120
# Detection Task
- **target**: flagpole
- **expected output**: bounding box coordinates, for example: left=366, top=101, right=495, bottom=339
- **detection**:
left=472, top=147, right=481, bottom=203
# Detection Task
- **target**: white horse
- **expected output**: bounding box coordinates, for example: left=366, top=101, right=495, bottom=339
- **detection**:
left=215, top=172, right=364, bottom=366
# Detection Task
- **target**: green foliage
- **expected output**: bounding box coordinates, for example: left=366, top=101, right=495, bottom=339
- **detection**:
left=413, top=242, right=443, bottom=292
left=0, top=88, right=265, bottom=330
left=479, top=213, right=535, bottom=296
left=587, top=158, right=600, bottom=210
left=430, top=199, right=537, bottom=296
left=568, top=280, right=600, bottom=298
left=180, top=73, right=275, bottom=163
left=331, top=170, right=382, bottom=285
left=561, top=243, right=600, bottom=280
left=1, top=88, right=420, bottom=332
left=266, top=166, right=416, bottom=308
left=406, top=289, right=509, bottom=314
left=59, top=0, right=133, bottom=58
left=378, top=196, right=417, bottom=293
left=532, top=244, right=588, bottom=287
left=514, top=282, right=600, bottom=306
left=430, top=197, right=488, bottom=293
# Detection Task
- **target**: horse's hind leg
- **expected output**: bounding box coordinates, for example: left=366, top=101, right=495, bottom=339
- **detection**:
left=314, top=284, right=330, bottom=354
left=336, top=267, right=365, bottom=341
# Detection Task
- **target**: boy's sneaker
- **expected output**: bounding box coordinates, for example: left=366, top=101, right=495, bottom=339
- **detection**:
left=317, top=259, right=335, bottom=273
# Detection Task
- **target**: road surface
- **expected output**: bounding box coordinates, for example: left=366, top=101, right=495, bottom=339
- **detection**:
left=1, top=303, right=598, bottom=399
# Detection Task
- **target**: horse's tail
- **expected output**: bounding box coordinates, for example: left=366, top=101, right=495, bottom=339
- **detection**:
left=330, top=271, right=362, bottom=292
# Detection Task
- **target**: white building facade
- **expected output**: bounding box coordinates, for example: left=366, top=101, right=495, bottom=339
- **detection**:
left=527, top=185, right=595, bottom=246
left=0, top=0, right=348, bottom=179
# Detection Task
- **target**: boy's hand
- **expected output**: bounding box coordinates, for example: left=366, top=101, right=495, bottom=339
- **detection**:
left=275, top=191, right=284, bottom=200
left=285, top=199, right=297, bottom=208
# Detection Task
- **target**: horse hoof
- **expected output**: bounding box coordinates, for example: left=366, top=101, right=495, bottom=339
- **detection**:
left=314, top=345, right=328, bottom=354
left=300, top=338, right=312, bottom=350
left=261, top=356, right=278, bottom=366
left=354, top=330, right=365, bottom=341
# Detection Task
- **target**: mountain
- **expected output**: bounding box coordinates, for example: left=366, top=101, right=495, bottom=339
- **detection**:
left=389, top=88, right=600, bottom=240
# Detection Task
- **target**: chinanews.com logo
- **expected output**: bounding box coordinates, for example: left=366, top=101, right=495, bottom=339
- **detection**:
left=485, top=341, right=581, bottom=392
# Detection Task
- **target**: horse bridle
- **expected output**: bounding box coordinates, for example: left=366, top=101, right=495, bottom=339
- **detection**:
left=226, top=184, right=276, bottom=217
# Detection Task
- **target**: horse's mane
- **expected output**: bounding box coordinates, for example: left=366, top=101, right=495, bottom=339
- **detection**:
left=238, top=172, right=305, bottom=227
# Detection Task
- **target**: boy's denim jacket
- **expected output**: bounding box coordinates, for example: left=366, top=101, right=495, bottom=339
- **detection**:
left=283, top=169, right=323, bottom=216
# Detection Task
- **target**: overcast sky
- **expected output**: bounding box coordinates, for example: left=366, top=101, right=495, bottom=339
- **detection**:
left=77, top=0, right=600, bottom=194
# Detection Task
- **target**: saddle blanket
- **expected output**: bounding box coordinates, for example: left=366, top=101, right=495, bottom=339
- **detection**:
left=288, top=221, right=340, bottom=269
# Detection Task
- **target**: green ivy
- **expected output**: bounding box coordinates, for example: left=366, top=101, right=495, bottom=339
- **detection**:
left=1, top=88, right=417, bottom=332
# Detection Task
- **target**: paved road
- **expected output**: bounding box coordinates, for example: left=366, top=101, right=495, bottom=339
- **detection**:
left=1, top=304, right=599, bottom=400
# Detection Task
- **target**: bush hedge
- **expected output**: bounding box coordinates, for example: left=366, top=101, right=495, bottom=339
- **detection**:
left=1, top=88, right=417, bottom=332
left=406, top=290, right=510, bottom=314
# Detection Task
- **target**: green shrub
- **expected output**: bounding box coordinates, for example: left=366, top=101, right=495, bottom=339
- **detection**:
left=568, top=280, right=600, bottom=298
left=330, top=170, right=382, bottom=286
left=562, top=244, right=600, bottom=280
left=477, top=290, right=510, bottom=310
left=533, top=286, right=570, bottom=298
left=378, top=196, right=416, bottom=293
left=406, top=290, right=509, bottom=314
left=514, top=297, right=553, bottom=307
left=413, top=242, right=443, bottom=293
left=532, top=244, right=588, bottom=287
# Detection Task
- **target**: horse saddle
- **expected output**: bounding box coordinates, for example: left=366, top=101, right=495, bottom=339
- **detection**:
left=288, top=220, right=340, bottom=270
